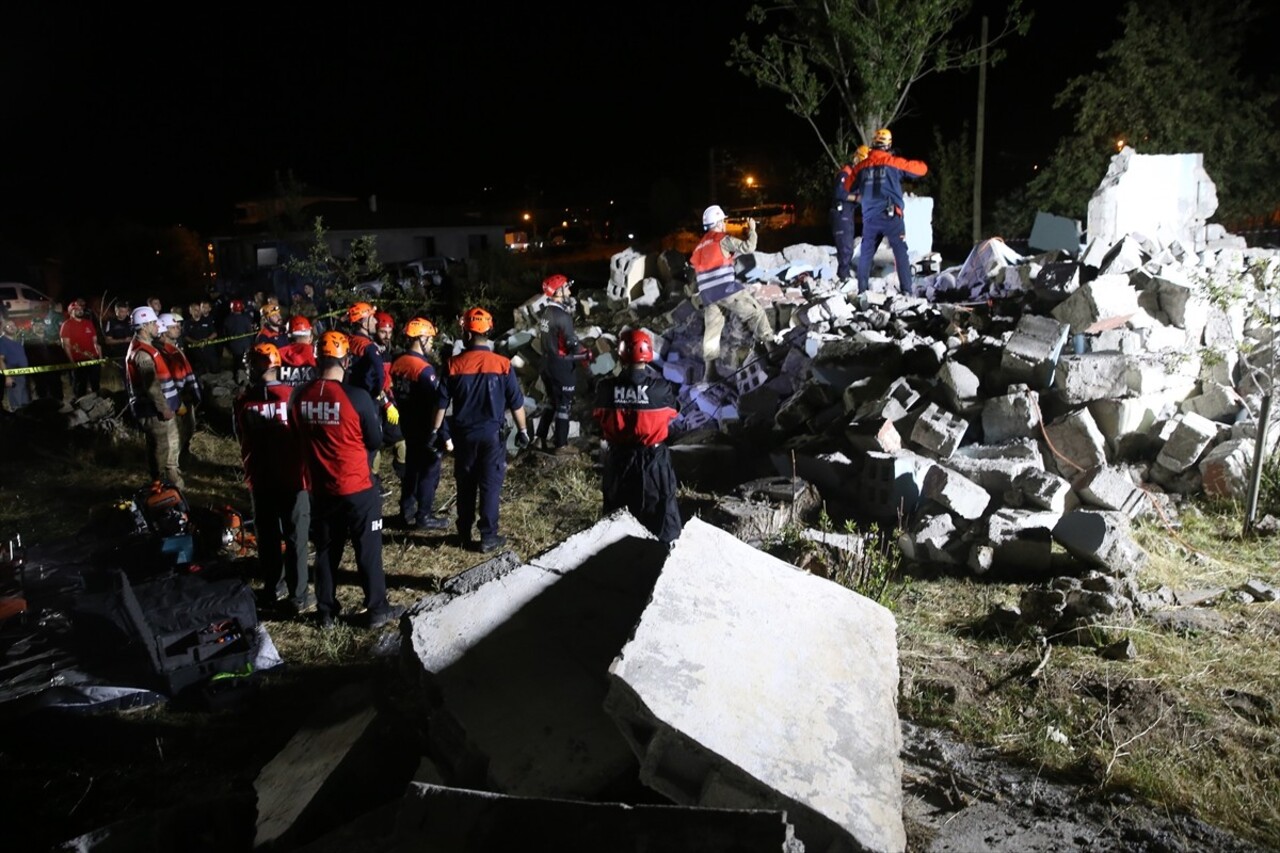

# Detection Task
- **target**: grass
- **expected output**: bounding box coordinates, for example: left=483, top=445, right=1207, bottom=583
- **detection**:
left=4, top=420, right=1280, bottom=847
left=895, top=505, right=1280, bottom=846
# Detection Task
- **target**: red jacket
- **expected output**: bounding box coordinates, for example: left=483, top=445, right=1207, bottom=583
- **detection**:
left=289, top=378, right=382, bottom=497
left=233, top=381, right=308, bottom=492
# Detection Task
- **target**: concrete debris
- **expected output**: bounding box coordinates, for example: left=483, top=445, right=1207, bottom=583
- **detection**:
left=486, top=151, right=1273, bottom=581
left=606, top=517, right=906, bottom=853
left=394, top=783, right=804, bottom=853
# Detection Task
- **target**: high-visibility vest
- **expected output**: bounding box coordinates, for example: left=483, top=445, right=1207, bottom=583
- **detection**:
left=690, top=230, right=740, bottom=305
left=126, top=338, right=179, bottom=418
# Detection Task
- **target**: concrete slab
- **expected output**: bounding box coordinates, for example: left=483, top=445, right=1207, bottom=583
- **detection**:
left=402, top=513, right=668, bottom=799
left=606, top=518, right=905, bottom=853
left=394, top=782, right=802, bottom=853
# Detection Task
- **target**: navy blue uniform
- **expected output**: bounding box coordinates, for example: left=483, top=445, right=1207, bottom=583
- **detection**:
left=852, top=149, right=928, bottom=294
left=535, top=301, right=588, bottom=449
left=391, top=351, right=449, bottom=526
left=439, top=343, right=524, bottom=542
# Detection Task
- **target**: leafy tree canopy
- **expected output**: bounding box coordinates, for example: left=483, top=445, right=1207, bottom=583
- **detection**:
left=1024, top=0, right=1280, bottom=226
left=730, top=0, right=1027, bottom=166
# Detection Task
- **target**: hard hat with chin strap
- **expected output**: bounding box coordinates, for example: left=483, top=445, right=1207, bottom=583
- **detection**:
left=131, top=306, right=159, bottom=328
left=872, top=128, right=892, bottom=149
left=462, top=307, right=493, bottom=335
left=405, top=317, right=437, bottom=338
left=702, top=204, right=727, bottom=229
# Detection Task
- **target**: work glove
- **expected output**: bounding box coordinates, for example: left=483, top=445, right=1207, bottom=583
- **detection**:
left=423, top=428, right=438, bottom=450
left=514, top=429, right=531, bottom=449
left=385, top=403, right=400, bottom=426
left=177, top=405, right=188, bottom=417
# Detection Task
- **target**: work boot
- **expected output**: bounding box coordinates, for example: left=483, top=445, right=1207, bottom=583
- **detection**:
left=367, top=604, right=406, bottom=630
left=415, top=515, right=450, bottom=530
left=553, top=444, right=579, bottom=457
left=478, top=534, right=508, bottom=554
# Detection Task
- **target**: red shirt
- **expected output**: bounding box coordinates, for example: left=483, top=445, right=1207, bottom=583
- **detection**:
left=289, top=378, right=382, bottom=497
left=60, top=317, right=100, bottom=362
left=233, top=381, right=309, bottom=492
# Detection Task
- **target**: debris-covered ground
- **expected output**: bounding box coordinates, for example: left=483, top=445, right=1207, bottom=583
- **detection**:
left=3, top=149, right=1279, bottom=851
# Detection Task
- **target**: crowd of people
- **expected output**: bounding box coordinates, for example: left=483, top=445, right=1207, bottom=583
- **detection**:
left=20, top=274, right=685, bottom=630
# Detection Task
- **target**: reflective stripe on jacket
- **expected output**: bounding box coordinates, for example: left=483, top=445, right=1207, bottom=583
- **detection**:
left=691, top=230, right=741, bottom=304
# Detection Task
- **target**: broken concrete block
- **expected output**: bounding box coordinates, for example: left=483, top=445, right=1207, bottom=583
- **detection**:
left=946, top=439, right=1044, bottom=496
left=1008, top=469, right=1075, bottom=514
left=403, top=513, right=667, bottom=799
left=606, top=517, right=905, bottom=853
left=1088, top=394, right=1178, bottom=454
left=982, top=387, right=1041, bottom=444
left=1052, top=510, right=1148, bottom=574
left=1199, top=437, right=1255, bottom=499
left=1155, top=411, right=1218, bottom=473
left=922, top=464, right=991, bottom=520
left=394, top=782, right=801, bottom=852
left=1180, top=382, right=1245, bottom=423
left=1072, top=465, right=1148, bottom=517
left=1050, top=275, right=1141, bottom=335
left=858, top=450, right=934, bottom=520
left=1043, top=408, right=1109, bottom=479
left=1086, top=149, right=1218, bottom=255
left=984, top=509, right=1056, bottom=576
left=254, top=682, right=383, bottom=849
left=1094, top=234, right=1148, bottom=276
left=937, top=360, right=980, bottom=403
left=1054, top=353, right=1133, bottom=404
left=899, top=512, right=959, bottom=564
left=608, top=248, right=647, bottom=304
left=909, top=403, right=969, bottom=458
left=845, top=417, right=903, bottom=454
left=1000, top=314, right=1070, bottom=388
left=707, top=477, right=823, bottom=547
left=1092, top=327, right=1147, bottom=354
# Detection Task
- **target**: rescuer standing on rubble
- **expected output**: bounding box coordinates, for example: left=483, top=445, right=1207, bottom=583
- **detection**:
left=290, top=331, right=401, bottom=630
left=832, top=145, right=870, bottom=286
left=390, top=317, right=452, bottom=529
left=851, top=128, right=928, bottom=297
left=234, top=342, right=313, bottom=615
left=691, top=205, right=779, bottom=380
left=535, top=274, right=592, bottom=453
left=593, top=328, right=682, bottom=546
left=126, top=306, right=184, bottom=489
left=431, top=307, right=529, bottom=553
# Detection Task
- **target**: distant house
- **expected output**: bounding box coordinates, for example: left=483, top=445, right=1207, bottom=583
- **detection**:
left=211, top=193, right=513, bottom=288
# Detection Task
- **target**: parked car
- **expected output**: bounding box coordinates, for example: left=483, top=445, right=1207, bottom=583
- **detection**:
left=0, top=282, right=52, bottom=331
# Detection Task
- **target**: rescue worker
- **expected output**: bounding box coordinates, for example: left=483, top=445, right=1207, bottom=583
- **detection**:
left=125, top=306, right=183, bottom=488
left=535, top=274, right=592, bottom=453
left=346, top=302, right=398, bottom=494
left=278, top=314, right=317, bottom=387
left=102, top=301, right=134, bottom=360
left=157, top=313, right=202, bottom=468
left=184, top=301, right=218, bottom=374
left=234, top=343, right=313, bottom=614
left=373, top=311, right=407, bottom=481
left=431, top=307, right=529, bottom=553
left=222, top=299, right=254, bottom=380
left=390, top=317, right=452, bottom=529
left=255, top=304, right=289, bottom=349
left=832, top=145, right=871, bottom=285
left=60, top=297, right=103, bottom=396
left=290, top=331, right=401, bottom=630
left=851, top=127, right=928, bottom=296
left=691, top=204, right=779, bottom=380
left=592, top=328, right=682, bottom=546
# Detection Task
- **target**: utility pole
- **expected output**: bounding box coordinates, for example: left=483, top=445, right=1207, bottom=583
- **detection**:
left=709, top=147, right=717, bottom=203
left=973, top=16, right=988, bottom=244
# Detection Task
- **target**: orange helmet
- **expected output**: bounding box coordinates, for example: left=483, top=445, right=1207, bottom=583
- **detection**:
left=462, top=307, right=493, bottom=335
left=249, top=342, right=281, bottom=370
left=872, top=128, right=892, bottom=149
left=347, top=301, right=376, bottom=323
left=405, top=317, right=437, bottom=338
left=287, top=315, right=312, bottom=336
left=541, top=274, right=571, bottom=297
left=375, top=311, right=395, bottom=331
left=319, top=330, right=350, bottom=359
left=262, top=304, right=282, bottom=324
left=620, top=329, right=654, bottom=364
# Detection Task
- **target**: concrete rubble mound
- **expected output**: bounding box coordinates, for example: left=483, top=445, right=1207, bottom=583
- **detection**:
left=497, top=150, right=1276, bottom=609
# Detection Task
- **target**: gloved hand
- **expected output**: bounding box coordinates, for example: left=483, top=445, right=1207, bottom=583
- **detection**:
left=514, top=429, right=531, bottom=449
left=177, top=405, right=188, bottom=416
left=385, top=403, right=400, bottom=426
left=423, top=428, right=438, bottom=450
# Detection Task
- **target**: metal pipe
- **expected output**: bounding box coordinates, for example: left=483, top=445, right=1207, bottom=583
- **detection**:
left=1244, top=392, right=1273, bottom=534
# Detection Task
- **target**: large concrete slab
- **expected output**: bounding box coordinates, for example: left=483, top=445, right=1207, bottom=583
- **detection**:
left=402, top=513, right=668, bottom=799
left=605, top=517, right=905, bottom=853
left=393, top=782, right=803, bottom=853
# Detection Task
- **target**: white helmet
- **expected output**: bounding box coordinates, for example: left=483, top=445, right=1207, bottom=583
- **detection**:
left=131, top=306, right=159, bottom=328
left=702, top=204, right=727, bottom=229
left=158, top=312, right=181, bottom=332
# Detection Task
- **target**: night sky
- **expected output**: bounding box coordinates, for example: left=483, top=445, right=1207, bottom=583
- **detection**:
left=2, top=3, right=1274, bottom=239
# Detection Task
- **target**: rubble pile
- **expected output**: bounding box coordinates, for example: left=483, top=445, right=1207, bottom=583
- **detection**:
left=13, top=391, right=125, bottom=436
left=496, top=151, right=1278, bottom=642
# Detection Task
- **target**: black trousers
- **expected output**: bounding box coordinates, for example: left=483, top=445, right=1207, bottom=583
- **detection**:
left=253, top=487, right=311, bottom=602
left=603, top=443, right=682, bottom=545
left=312, top=486, right=386, bottom=618
left=536, top=359, right=576, bottom=448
